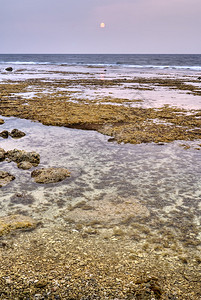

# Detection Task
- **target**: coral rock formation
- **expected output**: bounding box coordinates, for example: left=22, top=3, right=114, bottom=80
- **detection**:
left=31, top=167, right=71, bottom=183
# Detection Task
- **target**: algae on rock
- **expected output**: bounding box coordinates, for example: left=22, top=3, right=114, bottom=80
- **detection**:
left=31, top=167, right=71, bottom=184
left=0, top=214, right=37, bottom=236
left=0, top=170, right=15, bottom=187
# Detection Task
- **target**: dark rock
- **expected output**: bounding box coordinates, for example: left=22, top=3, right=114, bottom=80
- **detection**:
left=31, top=167, right=71, bottom=184
left=0, top=148, right=6, bottom=161
left=0, top=130, right=9, bottom=139
left=0, top=171, right=15, bottom=187
left=6, top=149, right=40, bottom=166
left=0, top=119, right=4, bottom=125
left=198, top=77, right=201, bottom=80
left=108, top=138, right=116, bottom=142
left=5, top=67, right=13, bottom=72
left=10, top=129, right=26, bottom=138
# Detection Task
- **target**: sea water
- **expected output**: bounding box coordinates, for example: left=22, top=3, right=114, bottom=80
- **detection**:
left=1, top=53, right=201, bottom=70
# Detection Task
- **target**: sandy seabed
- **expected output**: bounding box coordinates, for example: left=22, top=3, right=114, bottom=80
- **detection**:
left=0, top=65, right=201, bottom=299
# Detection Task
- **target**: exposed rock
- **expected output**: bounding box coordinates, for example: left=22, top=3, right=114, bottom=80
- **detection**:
left=31, top=167, right=71, bottom=184
left=0, top=148, right=6, bottom=161
left=66, top=194, right=150, bottom=225
left=0, top=77, right=201, bottom=146
left=6, top=149, right=40, bottom=166
left=0, top=119, right=4, bottom=125
left=0, top=171, right=15, bottom=187
left=9, top=129, right=26, bottom=138
left=17, top=161, right=33, bottom=170
left=5, top=67, right=13, bottom=72
left=0, top=129, right=26, bottom=139
left=0, top=214, right=37, bottom=236
left=0, top=130, right=9, bottom=139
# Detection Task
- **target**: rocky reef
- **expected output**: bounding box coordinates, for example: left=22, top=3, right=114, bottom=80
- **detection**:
left=0, top=77, right=201, bottom=299
left=17, top=161, right=34, bottom=170
left=31, top=167, right=71, bottom=183
left=0, top=148, right=41, bottom=187
left=0, top=214, right=37, bottom=236
left=0, top=79, right=201, bottom=146
left=0, top=148, right=6, bottom=161
left=0, top=170, right=15, bottom=187
left=0, top=129, right=26, bottom=139
left=10, top=129, right=26, bottom=138
left=6, top=149, right=40, bottom=168
left=0, top=130, right=9, bottom=138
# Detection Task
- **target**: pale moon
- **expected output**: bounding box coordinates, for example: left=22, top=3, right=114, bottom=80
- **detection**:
left=100, top=22, right=105, bottom=28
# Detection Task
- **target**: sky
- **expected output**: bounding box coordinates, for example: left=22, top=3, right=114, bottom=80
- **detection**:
left=1, top=0, right=201, bottom=54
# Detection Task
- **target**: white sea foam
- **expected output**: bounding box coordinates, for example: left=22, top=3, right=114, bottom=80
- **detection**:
left=114, top=64, right=201, bottom=71
left=1, top=59, right=201, bottom=71
left=0, top=61, right=50, bottom=65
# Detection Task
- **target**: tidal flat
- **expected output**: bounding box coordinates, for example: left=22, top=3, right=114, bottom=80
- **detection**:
left=0, top=65, right=201, bottom=299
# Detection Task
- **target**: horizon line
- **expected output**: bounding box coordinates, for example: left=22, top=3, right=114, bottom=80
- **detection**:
left=0, top=53, right=201, bottom=55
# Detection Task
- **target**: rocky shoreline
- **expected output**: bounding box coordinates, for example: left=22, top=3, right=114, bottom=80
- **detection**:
left=0, top=74, right=201, bottom=299
left=0, top=228, right=200, bottom=299
left=0, top=78, right=201, bottom=147
left=0, top=119, right=71, bottom=185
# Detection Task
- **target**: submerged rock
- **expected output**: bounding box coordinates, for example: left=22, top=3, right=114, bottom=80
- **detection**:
left=0, top=214, right=37, bottom=236
left=10, top=192, right=35, bottom=205
left=0, top=130, right=9, bottom=139
left=31, top=167, right=71, bottom=184
left=66, top=194, right=150, bottom=225
left=9, top=128, right=26, bottom=138
left=6, top=149, right=40, bottom=167
left=0, top=148, right=6, bottom=161
left=0, top=119, right=4, bottom=125
left=0, top=171, right=15, bottom=187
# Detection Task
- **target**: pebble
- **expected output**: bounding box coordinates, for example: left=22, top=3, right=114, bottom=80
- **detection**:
left=35, top=280, right=48, bottom=288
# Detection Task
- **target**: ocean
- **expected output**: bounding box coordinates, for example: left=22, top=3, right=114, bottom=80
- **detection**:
left=0, top=53, right=201, bottom=70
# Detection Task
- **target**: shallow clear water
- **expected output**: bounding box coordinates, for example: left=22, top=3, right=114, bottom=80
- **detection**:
left=0, top=58, right=201, bottom=253
left=0, top=116, right=200, bottom=245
